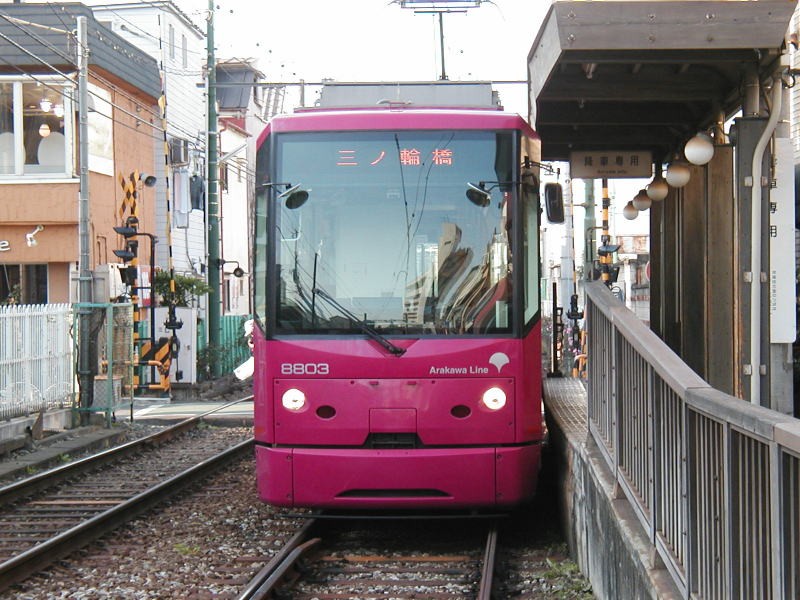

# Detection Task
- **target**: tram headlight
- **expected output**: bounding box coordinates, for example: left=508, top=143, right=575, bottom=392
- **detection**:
left=281, top=388, right=306, bottom=411
left=481, top=387, right=506, bottom=411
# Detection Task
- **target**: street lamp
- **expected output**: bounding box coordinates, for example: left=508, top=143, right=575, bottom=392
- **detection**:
left=215, top=258, right=245, bottom=278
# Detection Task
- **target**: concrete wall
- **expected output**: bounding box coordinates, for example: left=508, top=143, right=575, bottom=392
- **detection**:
left=545, top=380, right=682, bottom=599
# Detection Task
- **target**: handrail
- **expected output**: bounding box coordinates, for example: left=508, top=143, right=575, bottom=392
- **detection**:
left=584, top=281, right=800, bottom=599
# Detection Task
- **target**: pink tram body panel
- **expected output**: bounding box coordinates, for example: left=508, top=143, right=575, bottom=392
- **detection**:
left=253, top=105, right=545, bottom=509
left=253, top=329, right=543, bottom=509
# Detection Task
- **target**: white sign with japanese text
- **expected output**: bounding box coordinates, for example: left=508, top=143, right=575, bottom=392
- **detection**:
left=570, top=151, right=653, bottom=179
left=769, top=138, right=796, bottom=343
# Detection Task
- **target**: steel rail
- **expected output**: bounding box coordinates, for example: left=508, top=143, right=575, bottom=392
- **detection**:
left=236, top=518, right=320, bottom=600
left=0, top=437, right=253, bottom=591
left=0, top=395, right=252, bottom=506
left=478, top=525, right=498, bottom=600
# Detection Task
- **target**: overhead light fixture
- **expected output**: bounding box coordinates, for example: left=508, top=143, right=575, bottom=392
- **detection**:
left=623, top=201, right=639, bottom=220
left=646, top=164, right=669, bottom=201
left=53, top=104, right=65, bottom=118
left=665, top=159, right=691, bottom=188
left=39, top=98, right=52, bottom=113
left=38, top=123, right=51, bottom=138
left=684, top=132, right=715, bottom=166
left=131, top=171, right=157, bottom=187
left=26, top=224, right=44, bottom=247
left=632, top=189, right=651, bottom=211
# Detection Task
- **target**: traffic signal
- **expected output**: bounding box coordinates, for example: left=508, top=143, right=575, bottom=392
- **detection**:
left=113, top=225, right=139, bottom=286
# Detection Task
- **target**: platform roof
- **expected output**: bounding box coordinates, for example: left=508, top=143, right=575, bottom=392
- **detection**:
left=528, top=0, right=797, bottom=163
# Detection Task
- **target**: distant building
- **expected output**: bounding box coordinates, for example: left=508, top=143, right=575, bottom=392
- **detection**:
left=216, top=58, right=269, bottom=316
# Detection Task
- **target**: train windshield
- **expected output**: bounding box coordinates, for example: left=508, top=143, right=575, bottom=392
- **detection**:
left=269, top=129, right=518, bottom=336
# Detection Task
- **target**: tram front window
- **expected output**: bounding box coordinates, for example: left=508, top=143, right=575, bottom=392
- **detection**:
left=273, top=130, right=516, bottom=336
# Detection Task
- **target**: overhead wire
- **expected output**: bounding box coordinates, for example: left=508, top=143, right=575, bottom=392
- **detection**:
left=0, top=11, right=171, bottom=127
left=1, top=3, right=270, bottom=181
left=0, top=14, right=211, bottom=144
left=4, top=7, right=207, bottom=144
left=0, top=28, right=164, bottom=144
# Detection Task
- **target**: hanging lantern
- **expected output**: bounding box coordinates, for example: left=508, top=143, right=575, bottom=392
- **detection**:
left=632, top=188, right=652, bottom=211
left=623, top=200, right=639, bottom=220
left=684, top=132, right=715, bottom=165
left=646, top=165, right=669, bottom=201
left=665, top=160, right=691, bottom=187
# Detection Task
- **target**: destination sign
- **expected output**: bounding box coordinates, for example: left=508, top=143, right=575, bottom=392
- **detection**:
left=336, top=147, right=454, bottom=167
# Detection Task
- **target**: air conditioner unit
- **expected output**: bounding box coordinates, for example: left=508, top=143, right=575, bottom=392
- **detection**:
left=169, top=138, right=189, bottom=165
left=93, top=263, right=128, bottom=301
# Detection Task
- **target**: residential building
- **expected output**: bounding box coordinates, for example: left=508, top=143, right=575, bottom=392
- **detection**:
left=0, top=3, right=160, bottom=304
left=216, top=58, right=271, bottom=316
left=84, top=1, right=207, bottom=284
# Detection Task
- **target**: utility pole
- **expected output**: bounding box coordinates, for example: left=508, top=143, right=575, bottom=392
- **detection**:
left=583, top=181, right=596, bottom=279
left=76, top=16, right=93, bottom=424
left=399, top=3, right=479, bottom=81
left=437, top=12, right=447, bottom=81
left=206, top=0, right=221, bottom=376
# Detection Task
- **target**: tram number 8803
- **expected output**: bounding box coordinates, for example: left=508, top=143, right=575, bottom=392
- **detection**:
left=280, top=363, right=330, bottom=375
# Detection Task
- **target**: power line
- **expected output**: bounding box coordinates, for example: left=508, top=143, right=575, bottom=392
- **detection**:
left=0, top=17, right=208, bottom=145
left=0, top=30, right=164, bottom=143
left=86, top=2, right=207, bottom=58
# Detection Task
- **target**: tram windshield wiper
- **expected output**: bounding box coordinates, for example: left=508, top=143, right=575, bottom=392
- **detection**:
left=312, top=287, right=406, bottom=356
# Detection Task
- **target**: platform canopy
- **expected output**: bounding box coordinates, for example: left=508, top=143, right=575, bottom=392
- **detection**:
left=528, top=0, right=797, bottom=163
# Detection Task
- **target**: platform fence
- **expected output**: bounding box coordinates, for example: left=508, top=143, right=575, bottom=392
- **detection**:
left=585, top=281, right=800, bottom=600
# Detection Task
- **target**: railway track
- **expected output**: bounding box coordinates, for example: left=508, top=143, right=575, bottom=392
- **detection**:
left=240, top=516, right=500, bottom=600
left=0, top=398, right=253, bottom=592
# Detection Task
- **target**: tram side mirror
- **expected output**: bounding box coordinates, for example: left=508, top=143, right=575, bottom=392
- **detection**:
left=544, top=183, right=565, bottom=223
left=466, top=182, right=491, bottom=207
left=279, top=184, right=310, bottom=210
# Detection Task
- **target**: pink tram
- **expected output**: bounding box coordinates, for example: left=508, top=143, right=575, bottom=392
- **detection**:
left=252, top=105, right=549, bottom=510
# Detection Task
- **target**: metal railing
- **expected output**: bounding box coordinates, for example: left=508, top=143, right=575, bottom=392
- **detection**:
left=73, top=303, right=135, bottom=426
left=0, top=303, right=74, bottom=420
left=585, top=281, right=800, bottom=599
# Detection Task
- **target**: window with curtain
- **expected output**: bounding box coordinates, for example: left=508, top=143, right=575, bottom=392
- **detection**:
left=0, top=79, right=72, bottom=177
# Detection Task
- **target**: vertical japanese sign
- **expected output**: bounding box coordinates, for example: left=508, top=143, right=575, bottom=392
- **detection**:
left=769, top=137, right=796, bottom=343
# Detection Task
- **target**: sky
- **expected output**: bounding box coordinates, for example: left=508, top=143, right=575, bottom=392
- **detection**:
left=174, top=0, right=551, bottom=116
left=170, top=1, right=650, bottom=255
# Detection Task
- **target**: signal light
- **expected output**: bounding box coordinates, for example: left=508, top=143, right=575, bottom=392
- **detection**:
left=120, top=265, right=137, bottom=286
left=113, top=231, right=139, bottom=286
left=113, top=249, right=135, bottom=261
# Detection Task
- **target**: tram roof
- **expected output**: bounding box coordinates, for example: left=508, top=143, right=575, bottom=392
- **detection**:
left=528, top=0, right=796, bottom=163
left=258, top=107, right=537, bottom=146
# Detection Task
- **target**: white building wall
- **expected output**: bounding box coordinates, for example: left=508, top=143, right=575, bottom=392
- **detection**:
left=86, top=2, right=207, bottom=277
left=219, top=126, right=250, bottom=315
left=793, top=9, right=800, bottom=163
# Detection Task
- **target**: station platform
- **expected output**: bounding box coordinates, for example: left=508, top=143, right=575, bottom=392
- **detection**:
left=0, top=399, right=253, bottom=483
